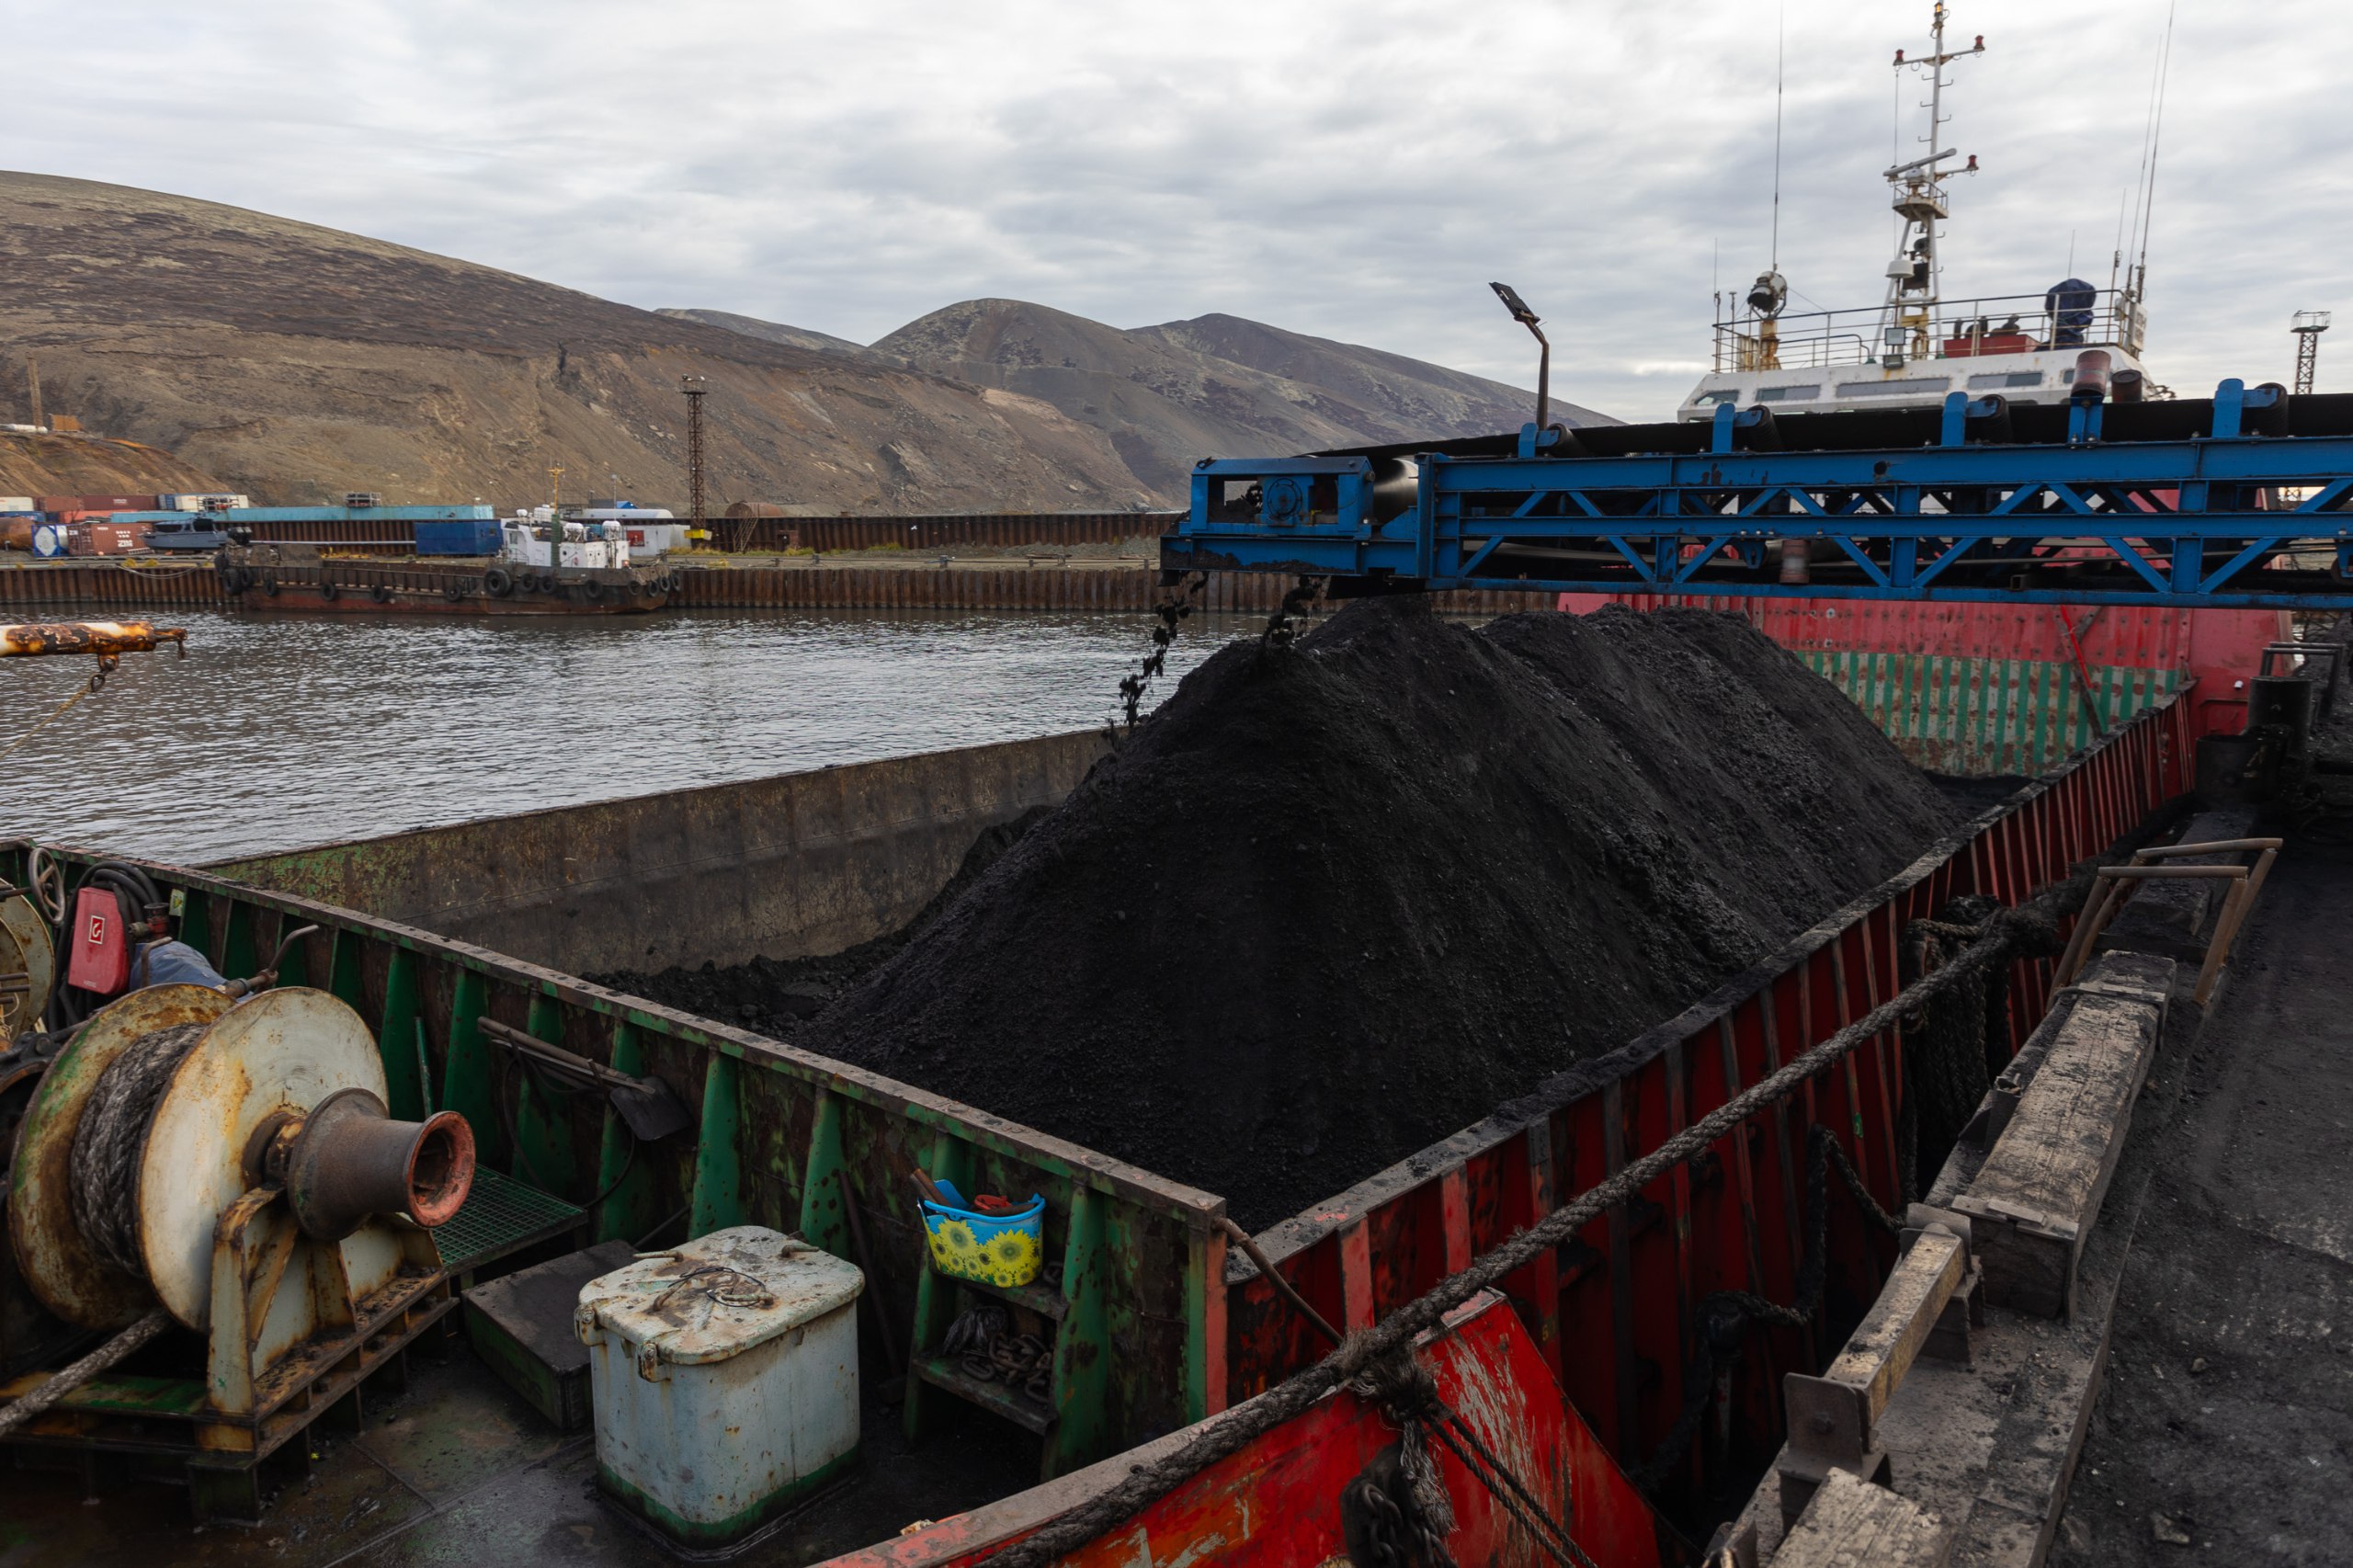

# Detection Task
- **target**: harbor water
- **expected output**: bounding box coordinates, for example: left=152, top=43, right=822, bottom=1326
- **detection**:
left=3, top=609, right=1245, bottom=863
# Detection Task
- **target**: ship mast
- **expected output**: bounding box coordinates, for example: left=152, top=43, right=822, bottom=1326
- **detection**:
left=1882, top=3, right=1981, bottom=368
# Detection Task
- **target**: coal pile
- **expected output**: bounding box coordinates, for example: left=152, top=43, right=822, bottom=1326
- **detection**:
left=593, top=809, right=1050, bottom=1038
left=768, top=599, right=1958, bottom=1228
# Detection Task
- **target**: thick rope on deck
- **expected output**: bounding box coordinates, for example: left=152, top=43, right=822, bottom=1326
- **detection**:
left=982, top=893, right=2072, bottom=1566
left=69, top=1021, right=208, bottom=1279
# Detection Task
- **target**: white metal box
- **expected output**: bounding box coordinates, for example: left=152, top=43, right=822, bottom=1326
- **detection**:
left=575, top=1227, right=863, bottom=1549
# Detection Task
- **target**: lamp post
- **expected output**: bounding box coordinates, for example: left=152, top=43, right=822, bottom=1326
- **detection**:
left=1489, top=283, right=1550, bottom=432
left=2293, top=312, right=2332, bottom=397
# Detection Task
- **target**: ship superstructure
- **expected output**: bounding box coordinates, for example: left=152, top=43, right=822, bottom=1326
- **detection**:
left=1679, top=3, right=2158, bottom=420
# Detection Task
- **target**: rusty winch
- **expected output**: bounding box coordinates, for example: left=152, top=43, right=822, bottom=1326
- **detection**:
left=2, top=984, right=475, bottom=1504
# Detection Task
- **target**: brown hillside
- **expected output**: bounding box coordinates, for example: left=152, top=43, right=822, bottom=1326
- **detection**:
left=0, top=173, right=1154, bottom=512
left=0, top=430, right=224, bottom=503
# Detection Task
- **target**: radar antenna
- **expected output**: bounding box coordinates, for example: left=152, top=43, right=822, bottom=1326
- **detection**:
left=1881, top=2, right=1983, bottom=369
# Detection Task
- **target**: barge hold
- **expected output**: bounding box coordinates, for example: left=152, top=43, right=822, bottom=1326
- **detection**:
left=0, top=647, right=2199, bottom=1559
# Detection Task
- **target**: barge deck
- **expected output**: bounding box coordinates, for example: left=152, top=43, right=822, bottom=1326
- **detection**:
left=0, top=631, right=2327, bottom=1566
left=2049, top=826, right=2353, bottom=1561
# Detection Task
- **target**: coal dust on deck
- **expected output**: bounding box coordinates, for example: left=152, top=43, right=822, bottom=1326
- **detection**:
left=608, top=600, right=1965, bottom=1231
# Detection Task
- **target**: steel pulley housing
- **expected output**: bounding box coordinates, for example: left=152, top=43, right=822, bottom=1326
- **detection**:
left=0, top=893, right=54, bottom=1038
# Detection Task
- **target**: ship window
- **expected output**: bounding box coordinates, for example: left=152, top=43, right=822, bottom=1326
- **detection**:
left=1968, top=371, right=2043, bottom=390
left=1693, top=389, right=1742, bottom=406
left=1834, top=376, right=1952, bottom=398
left=1757, top=383, right=1822, bottom=403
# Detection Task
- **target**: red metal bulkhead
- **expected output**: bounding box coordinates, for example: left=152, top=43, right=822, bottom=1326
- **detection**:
left=65, top=886, right=131, bottom=995
left=826, top=1294, right=1665, bottom=1567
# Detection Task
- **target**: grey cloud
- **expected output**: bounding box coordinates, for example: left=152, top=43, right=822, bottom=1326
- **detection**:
left=17, top=0, right=2345, bottom=422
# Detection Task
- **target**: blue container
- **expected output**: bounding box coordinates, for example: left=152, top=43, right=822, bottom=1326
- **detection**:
left=918, top=1182, right=1046, bottom=1288
left=415, top=518, right=502, bottom=556
left=220, top=505, right=496, bottom=523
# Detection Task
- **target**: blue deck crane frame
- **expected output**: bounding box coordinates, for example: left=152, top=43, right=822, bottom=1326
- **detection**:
left=1162, top=381, right=2353, bottom=609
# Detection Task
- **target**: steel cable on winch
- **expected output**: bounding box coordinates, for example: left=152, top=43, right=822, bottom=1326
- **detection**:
left=68, top=1019, right=209, bottom=1278
left=978, top=892, right=2070, bottom=1568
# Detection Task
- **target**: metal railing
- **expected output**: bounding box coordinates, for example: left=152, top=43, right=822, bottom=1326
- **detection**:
left=1711, top=288, right=2147, bottom=376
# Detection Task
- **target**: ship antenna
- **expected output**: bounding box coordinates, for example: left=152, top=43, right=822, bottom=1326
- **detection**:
left=2109, top=189, right=2127, bottom=296
left=2136, top=1, right=2183, bottom=296
left=2134, top=0, right=2177, bottom=291
left=1769, top=2, right=1785, bottom=272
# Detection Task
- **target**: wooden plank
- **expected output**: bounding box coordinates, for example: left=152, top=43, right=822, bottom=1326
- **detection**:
left=1771, top=1469, right=1953, bottom=1568
left=1950, top=974, right=2165, bottom=1319
left=1784, top=1227, right=1966, bottom=1464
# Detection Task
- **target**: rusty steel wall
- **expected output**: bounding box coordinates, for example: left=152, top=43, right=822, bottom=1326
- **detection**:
left=0, top=562, right=224, bottom=610
left=0, top=560, right=1561, bottom=620
left=674, top=566, right=1556, bottom=617
left=238, top=521, right=421, bottom=545
left=736, top=512, right=1177, bottom=552
left=226, top=514, right=1174, bottom=551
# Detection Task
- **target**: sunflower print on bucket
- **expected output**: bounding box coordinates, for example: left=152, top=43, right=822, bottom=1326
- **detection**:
left=921, top=1190, right=1047, bottom=1288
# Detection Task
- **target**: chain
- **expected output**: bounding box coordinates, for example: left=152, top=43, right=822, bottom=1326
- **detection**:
left=1261, top=574, right=1327, bottom=652
left=1118, top=572, right=1207, bottom=726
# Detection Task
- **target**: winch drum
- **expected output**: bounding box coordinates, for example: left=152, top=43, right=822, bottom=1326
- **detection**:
left=7, top=985, right=466, bottom=1333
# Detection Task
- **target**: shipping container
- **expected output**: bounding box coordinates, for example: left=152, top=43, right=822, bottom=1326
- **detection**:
left=65, top=521, right=153, bottom=556
left=28, top=523, right=69, bottom=558
left=220, top=505, right=496, bottom=523
left=0, top=496, right=33, bottom=513
left=413, top=518, right=503, bottom=556
left=158, top=493, right=252, bottom=509
left=619, top=521, right=692, bottom=555
left=35, top=492, right=160, bottom=510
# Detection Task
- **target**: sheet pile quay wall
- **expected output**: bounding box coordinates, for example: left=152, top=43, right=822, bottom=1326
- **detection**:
left=0, top=562, right=1554, bottom=619
left=10, top=685, right=2193, bottom=1486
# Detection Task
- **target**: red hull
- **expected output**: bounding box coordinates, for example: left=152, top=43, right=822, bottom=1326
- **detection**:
left=835, top=1295, right=1670, bottom=1567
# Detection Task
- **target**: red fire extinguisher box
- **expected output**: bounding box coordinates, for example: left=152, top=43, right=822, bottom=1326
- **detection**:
left=66, top=886, right=131, bottom=995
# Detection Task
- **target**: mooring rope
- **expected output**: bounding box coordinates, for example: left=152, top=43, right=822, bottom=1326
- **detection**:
left=980, top=893, right=2069, bottom=1566
left=0, top=1308, right=171, bottom=1440
left=0, top=680, right=96, bottom=765
left=69, top=1021, right=208, bottom=1278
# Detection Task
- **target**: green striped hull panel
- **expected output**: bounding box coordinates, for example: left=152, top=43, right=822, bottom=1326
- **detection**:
left=1801, top=652, right=2183, bottom=777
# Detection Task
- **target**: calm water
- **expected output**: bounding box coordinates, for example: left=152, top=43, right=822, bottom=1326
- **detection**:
left=3, top=609, right=1248, bottom=863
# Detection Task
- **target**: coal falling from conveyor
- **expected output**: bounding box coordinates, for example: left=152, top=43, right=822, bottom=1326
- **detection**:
left=612, top=600, right=1959, bottom=1229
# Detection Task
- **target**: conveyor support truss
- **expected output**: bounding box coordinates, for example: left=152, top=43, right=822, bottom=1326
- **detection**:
left=1165, top=381, right=2353, bottom=608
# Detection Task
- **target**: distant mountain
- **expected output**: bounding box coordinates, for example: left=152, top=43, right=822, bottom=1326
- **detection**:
left=687, top=299, right=1617, bottom=497
left=655, top=308, right=883, bottom=363
left=0, top=171, right=1614, bottom=514
left=0, top=173, right=1155, bottom=512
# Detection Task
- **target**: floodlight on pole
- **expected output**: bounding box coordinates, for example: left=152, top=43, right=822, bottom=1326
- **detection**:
left=2292, top=311, right=2331, bottom=397
left=1490, top=282, right=1550, bottom=432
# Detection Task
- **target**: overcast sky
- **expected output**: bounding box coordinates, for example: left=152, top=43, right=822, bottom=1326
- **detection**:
left=19, top=1, right=2347, bottom=421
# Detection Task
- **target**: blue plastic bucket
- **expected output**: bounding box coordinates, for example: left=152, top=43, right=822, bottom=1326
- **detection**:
left=919, top=1181, right=1046, bottom=1288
